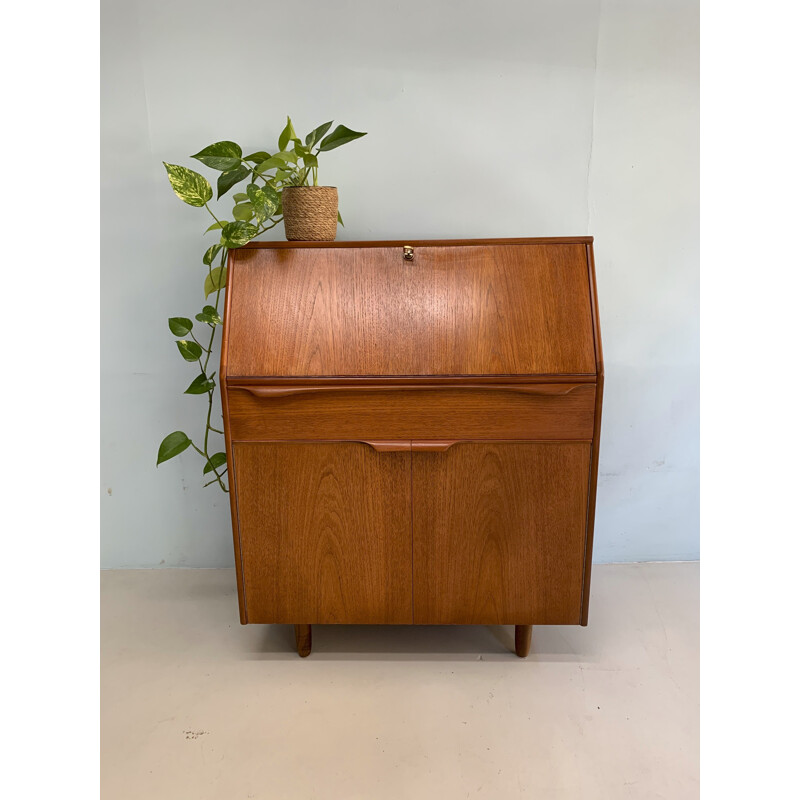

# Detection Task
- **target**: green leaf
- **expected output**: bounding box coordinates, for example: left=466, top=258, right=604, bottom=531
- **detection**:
left=204, top=266, right=228, bottom=297
left=203, top=452, right=227, bottom=474
left=157, top=431, right=192, bottom=465
left=244, top=151, right=270, bottom=163
left=168, top=317, right=193, bottom=336
left=319, top=124, right=368, bottom=151
left=203, top=244, right=222, bottom=266
left=246, top=182, right=278, bottom=224
left=232, top=201, right=254, bottom=222
left=185, top=373, right=216, bottom=394
left=232, top=192, right=249, bottom=202
left=205, top=220, right=227, bottom=233
left=278, top=116, right=298, bottom=151
left=254, top=156, right=288, bottom=173
left=195, top=305, right=222, bottom=325
left=191, top=141, right=242, bottom=171
left=176, top=340, right=202, bottom=361
left=272, top=150, right=296, bottom=162
left=217, top=165, right=251, bottom=198
left=220, top=221, right=257, bottom=249
left=263, top=184, right=279, bottom=208
left=337, top=211, right=344, bottom=227
left=163, top=162, right=212, bottom=207
left=302, top=152, right=318, bottom=168
left=305, top=120, right=333, bottom=148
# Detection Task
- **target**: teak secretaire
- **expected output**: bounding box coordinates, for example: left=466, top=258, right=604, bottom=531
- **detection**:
left=219, top=237, right=603, bottom=657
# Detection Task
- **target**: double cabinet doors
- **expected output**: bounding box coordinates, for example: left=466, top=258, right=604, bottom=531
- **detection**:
left=233, top=440, right=591, bottom=626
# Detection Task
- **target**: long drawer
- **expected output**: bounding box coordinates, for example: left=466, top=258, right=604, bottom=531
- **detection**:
left=224, top=382, right=596, bottom=441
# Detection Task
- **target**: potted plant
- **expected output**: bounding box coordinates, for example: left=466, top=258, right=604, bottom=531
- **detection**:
left=156, top=116, right=367, bottom=490
left=273, top=117, right=367, bottom=241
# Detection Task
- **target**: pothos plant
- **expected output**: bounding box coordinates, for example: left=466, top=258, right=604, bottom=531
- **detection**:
left=156, top=117, right=367, bottom=492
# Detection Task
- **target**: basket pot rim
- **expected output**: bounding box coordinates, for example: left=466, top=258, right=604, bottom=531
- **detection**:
left=283, top=185, right=337, bottom=190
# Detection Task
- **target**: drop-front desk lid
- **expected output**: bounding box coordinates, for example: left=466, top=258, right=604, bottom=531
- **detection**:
left=223, top=237, right=600, bottom=379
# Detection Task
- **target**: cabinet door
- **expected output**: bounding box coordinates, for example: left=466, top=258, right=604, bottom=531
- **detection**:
left=412, top=442, right=591, bottom=625
left=233, top=442, right=412, bottom=624
left=225, top=243, right=596, bottom=377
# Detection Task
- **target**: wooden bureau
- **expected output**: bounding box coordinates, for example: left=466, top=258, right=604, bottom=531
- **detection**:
left=219, top=237, right=603, bottom=657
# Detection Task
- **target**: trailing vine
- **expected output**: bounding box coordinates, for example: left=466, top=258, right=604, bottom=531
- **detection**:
left=156, top=117, right=367, bottom=492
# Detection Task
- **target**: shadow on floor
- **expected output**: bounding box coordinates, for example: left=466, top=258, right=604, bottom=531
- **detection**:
left=244, top=623, right=592, bottom=662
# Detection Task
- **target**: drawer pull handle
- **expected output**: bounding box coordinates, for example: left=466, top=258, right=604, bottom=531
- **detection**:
left=362, top=440, right=412, bottom=452
left=232, top=384, right=586, bottom=399
left=411, top=441, right=458, bottom=452
left=363, top=441, right=461, bottom=452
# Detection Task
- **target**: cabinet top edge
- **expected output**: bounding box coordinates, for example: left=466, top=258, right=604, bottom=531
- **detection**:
left=222, top=374, right=599, bottom=384
left=237, top=236, right=594, bottom=250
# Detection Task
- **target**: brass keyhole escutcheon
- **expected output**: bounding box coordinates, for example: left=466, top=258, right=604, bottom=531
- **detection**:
left=403, top=245, right=414, bottom=261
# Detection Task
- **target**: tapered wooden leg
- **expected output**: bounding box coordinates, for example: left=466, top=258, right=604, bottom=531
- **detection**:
left=515, top=625, right=532, bottom=658
left=294, top=624, right=312, bottom=657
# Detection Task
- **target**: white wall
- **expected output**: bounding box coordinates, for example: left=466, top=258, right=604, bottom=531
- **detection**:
left=101, top=0, right=698, bottom=567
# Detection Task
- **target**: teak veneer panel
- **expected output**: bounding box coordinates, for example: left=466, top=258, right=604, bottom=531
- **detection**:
left=412, top=442, right=590, bottom=625
left=239, top=237, right=594, bottom=248
left=225, top=383, right=596, bottom=442
left=219, top=237, right=604, bottom=654
left=233, top=442, right=412, bottom=624
left=225, top=243, right=596, bottom=377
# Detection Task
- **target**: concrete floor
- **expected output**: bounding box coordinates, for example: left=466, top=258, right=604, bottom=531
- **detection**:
left=101, top=563, right=698, bottom=799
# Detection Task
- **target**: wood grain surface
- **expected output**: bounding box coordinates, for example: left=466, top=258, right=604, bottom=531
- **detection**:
left=581, top=241, right=605, bottom=625
left=225, top=383, right=596, bottom=442
left=233, top=442, right=412, bottom=624
left=515, top=625, right=532, bottom=658
left=294, top=624, right=312, bottom=657
left=238, top=237, right=594, bottom=249
left=225, top=244, right=596, bottom=377
left=412, top=442, right=591, bottom=625
left=218, top=248, right=247, bottom=623
left=219, top=238, right=604, bottom=642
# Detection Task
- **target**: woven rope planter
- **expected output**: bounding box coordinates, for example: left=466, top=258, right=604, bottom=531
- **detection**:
left=282, top=186, right=338, bottom=241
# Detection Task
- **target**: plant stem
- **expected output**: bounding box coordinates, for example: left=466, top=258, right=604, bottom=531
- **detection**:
left=181, top=182, right=290, bottom=495
left=256, top=217, right=283, bottom=235
left=203, top=391, right=216, bottom=461
left=204, top=467, right=228, bottom=488
left=194, top=246, right=230, bottom=492
left=204, top=203, right=223, bottom=226
left=202, top=318, right=218, bottom=373
left=189, top=330, right=209, bottom=352
left=177, top=246, right=229, bottom=493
